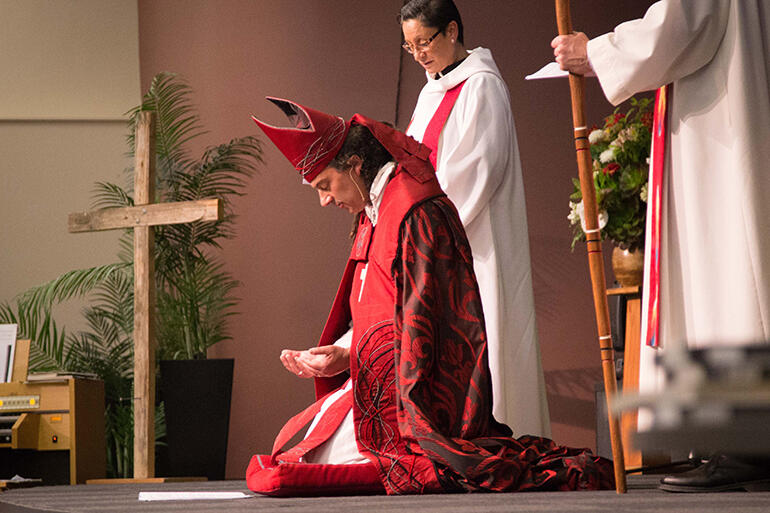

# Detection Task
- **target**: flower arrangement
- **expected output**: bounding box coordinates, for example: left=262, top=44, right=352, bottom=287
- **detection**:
left=568, top=96, right=653, bottom=251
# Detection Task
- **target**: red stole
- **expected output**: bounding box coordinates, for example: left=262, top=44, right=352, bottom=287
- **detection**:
left=421, top=80, right=467, bottom=168
left=645, top=84, right=670, bottom=348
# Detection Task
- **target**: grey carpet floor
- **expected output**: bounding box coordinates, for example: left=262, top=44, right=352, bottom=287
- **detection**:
left=1, top=476, right=770, bottom=513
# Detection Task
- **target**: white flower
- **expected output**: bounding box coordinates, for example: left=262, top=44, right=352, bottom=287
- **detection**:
left=568, top=201, right=581, bottom=225
left=640, top=183, right=648, bottom=203
left=616, top=126, right=638, bottom=144
left=570, top=201, right=609, bottom=232
left=599, top=147, right=617, bottom=164
left=588, top=129, right=606, bottom=144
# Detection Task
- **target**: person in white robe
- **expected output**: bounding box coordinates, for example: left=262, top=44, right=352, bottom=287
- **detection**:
left=553, top=0, right=770, bottom=491
left=400, top=0, right=550, bottom=437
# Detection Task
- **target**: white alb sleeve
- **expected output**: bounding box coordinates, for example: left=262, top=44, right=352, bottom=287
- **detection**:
left=333, top=328, right=352, bottom=349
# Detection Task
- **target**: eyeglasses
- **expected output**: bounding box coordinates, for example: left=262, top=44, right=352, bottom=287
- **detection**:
left=401, top=28, right=443, bottom=54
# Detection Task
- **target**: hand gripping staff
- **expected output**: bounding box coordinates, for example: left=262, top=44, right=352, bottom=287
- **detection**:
left=554, top=0, right=627, bottom=494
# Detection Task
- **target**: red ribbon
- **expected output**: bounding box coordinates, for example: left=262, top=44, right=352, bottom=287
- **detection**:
left=645, top=84, right=670, bottom=348
left=421, top=80, right=467, bottom=168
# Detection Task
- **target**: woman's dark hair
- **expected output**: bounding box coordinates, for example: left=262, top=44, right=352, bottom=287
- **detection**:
left=330, top=124, right=394, bottom=190
left=399, top=0, right=464, bottom=45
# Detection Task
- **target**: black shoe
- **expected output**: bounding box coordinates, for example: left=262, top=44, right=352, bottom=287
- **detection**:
left=659, top=453, right=770, bottom=492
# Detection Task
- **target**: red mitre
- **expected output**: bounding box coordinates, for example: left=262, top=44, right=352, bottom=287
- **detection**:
left=252, top=97, right=349, bottom=182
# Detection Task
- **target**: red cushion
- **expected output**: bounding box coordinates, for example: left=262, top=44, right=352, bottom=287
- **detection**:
left=246, top=454, right=385, bottom=497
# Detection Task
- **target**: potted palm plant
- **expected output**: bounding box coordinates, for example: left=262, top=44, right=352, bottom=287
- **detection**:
left=0, top=72, right=262, bottom=479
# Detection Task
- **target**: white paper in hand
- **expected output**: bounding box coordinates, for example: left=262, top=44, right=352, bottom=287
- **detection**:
left=525, top=62, right=569, bottom=80
left=525, top=61, right=596, bottom=80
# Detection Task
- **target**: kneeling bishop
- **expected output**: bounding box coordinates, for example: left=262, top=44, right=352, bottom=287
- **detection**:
left=248, top=97, right=613, bottom=495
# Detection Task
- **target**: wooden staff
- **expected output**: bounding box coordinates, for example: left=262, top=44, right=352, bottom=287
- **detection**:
left=554, top=0, right=627, bottom=493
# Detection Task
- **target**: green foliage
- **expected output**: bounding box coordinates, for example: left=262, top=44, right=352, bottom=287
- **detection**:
left=0, top=263, right=131, bottom=374
left=568, top=96, right=653, bottom=251
left=105, top=401, right=166, bottom=478
left=119, top=72, right=263, bottom=359
left=0, top=72, right=262, bottom=477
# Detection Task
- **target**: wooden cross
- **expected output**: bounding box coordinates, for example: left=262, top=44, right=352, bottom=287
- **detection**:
left=68, top=112, right=221, bottom=479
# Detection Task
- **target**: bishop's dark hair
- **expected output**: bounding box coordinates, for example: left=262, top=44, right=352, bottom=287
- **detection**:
left=398, top=0, right=464, bottom=45
left=330, top=124, right=394, bottom=190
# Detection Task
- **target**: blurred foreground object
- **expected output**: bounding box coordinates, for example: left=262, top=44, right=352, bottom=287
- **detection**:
left=614, top=343, right=770, bottom=456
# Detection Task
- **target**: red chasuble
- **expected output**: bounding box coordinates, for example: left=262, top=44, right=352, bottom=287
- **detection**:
left=247, top=117, right=614, bottom=495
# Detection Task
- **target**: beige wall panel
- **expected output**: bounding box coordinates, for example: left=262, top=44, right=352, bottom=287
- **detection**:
left=0, top=121, right=127, bottom=325
left=1, top=0, right=139, bottom=331
left=0, top=0, right=140, bottom=120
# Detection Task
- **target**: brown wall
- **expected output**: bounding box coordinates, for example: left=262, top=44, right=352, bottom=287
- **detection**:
left=138, top=0, right=654, bottom=478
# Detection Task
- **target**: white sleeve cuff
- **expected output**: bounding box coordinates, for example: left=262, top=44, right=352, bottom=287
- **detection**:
left=333, top=328, right=353, bottom=349
left=587, top=34, right=633, bottom=106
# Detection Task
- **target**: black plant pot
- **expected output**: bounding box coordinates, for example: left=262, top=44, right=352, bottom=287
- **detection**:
left=157, top=358, right=234, bottom=480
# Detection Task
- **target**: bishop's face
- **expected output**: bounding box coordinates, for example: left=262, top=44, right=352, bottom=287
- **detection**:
left=310, top=161, right=369, bottom=214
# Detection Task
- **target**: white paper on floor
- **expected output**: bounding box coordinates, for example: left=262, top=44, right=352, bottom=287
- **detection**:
left=138, top=491, right=252, bottom=501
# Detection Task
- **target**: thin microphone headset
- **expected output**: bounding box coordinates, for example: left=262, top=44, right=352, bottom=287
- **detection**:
left=348, top=163, right=368, bottom=204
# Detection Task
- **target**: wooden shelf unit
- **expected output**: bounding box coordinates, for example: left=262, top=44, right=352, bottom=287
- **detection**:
left=1, top=372, right=105, bottom=484
left=607, top=286, right=669, bottom=470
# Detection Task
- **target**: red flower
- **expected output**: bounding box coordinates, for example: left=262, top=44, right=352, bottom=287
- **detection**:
left=604, top=112, right=625, bottom=128
left=603, top=163, right=620, bottom=175
left=641, top=111, right=653, bottom=128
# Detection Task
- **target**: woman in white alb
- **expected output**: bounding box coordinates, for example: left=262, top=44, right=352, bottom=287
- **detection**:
left=399, top=0, right=550, bottom=437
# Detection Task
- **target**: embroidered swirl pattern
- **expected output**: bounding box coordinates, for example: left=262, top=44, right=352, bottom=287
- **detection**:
left=361, top=197, right=616, bottom=493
